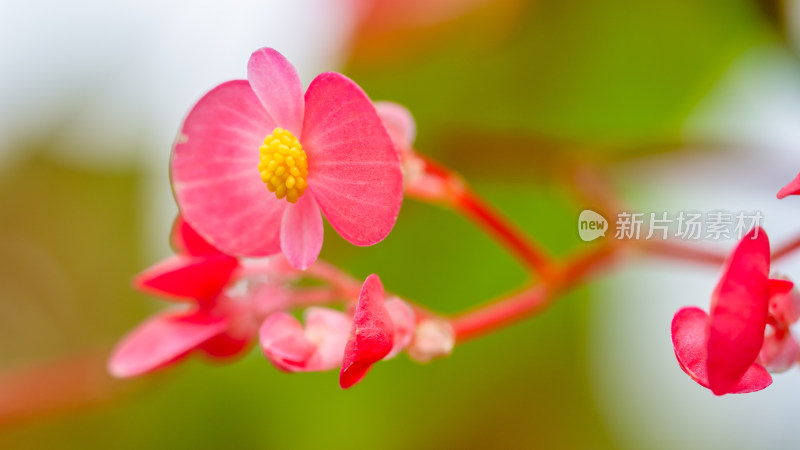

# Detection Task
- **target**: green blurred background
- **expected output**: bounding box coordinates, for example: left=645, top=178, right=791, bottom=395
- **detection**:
left=2, top=0, right=800, bottom=448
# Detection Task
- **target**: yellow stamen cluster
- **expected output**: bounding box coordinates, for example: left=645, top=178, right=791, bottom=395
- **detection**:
left=258, top=127, right=309, bottom=203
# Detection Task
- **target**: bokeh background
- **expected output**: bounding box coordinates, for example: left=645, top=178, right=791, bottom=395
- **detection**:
left=2, top=0, right=800, bottom=448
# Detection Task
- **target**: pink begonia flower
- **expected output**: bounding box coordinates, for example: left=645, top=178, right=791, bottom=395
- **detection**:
left=259, top=275, right=415, bottom=379
left=109, top=218, right=285, bottom=378
left=375, top=101, right=457, bottom=201
left=777, top=172, right=800, bottom=199
left=171, top=48, right=403, bottom=270
left=671, top=227, right=789, bottom=395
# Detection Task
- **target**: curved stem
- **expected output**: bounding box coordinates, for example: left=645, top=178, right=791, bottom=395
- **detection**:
left=773, top=233, right=800, bottom=262
left=454, top=188, right=556, bottom=280
left=638, top=239, right=726, bottom=266
left=451, top=244, right=617, bottom=342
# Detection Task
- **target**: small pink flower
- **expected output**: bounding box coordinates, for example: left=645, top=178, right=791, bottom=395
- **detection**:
left=671, top=228, right=785, bottom=395
left=259, top=274, right=414, bottom=382
left=259, top=307, right=352, bottom=372
left=171, top=48, right=403, bottom=270
left=777, top=171, right=800, bottom=199
left=109, top=218, right=282, bottom=378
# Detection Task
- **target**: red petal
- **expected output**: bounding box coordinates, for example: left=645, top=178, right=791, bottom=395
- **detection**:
left=777, top=172, right=800, bottom=199
left=339, top=274, right=394, bottom=388
left=707, top=228, right=771, bottom=395
left=108, top=311, right=228, bottom=378
left=171, top=215, right=223, bottom=256
left=671, top=307, right=772, bottom=394
left=133, top=254, right=238, bottom=303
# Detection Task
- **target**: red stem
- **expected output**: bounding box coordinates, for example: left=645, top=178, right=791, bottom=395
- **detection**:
left=639, top=240, right=726, bottom=266
left=454, top=188, right=556, bottom=280
left=773, top=234, right=800, bottom=262
left=451, top=244, right=617, bottom=342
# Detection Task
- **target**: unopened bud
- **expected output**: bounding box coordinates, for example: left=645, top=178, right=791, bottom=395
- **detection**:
left=407, top=319, right=455, bottom=363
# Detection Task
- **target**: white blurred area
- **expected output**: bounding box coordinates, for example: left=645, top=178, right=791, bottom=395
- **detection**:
left=0, top=0, right=357, bottom=257
left=588, top=40, right=800, bottom=450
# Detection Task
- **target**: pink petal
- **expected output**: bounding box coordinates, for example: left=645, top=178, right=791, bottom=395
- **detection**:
left=303, top=307, right=352, bottom=371
left=384, top=297, right=415, bottom=359
left=768, top=279, right=799, bottom=327
left=777, top=172, right=800, bottom=199
left=259, top=312, right=316, bottom=372
left=671, top=307, right=772, bottom=394
left=302, top=72, right=403, bottom=247
left=133, top=254, right=238, bottom=303
left=108, top=311, right=228, bottom=378
left=760, top=329, right=799, bottom=373
left=259, top=309, right=351, bottom=373
left=171, top=80, right=286, bottom=257
left=280, top=193, right=324, bottom=270
left=375, top=101, right=416, bottom=153
left=340, top=274, right=394, bottom=388
left=707, top=228, right=771, bottom=395
left=171, top=215, right=223, bottom=256
left=247, top=48, right=305, bottom=137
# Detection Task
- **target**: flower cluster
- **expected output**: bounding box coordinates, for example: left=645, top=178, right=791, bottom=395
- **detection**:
left=111, top=45, right=800, bottom=397
left=110, top=48, right=454, bottom=388
left=669, top=172, right=800, bottom=395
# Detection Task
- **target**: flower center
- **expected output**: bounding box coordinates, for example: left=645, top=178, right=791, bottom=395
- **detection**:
left=258, top=127, right=309, bottom=203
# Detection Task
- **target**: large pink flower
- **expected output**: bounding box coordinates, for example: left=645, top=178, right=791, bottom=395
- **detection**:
left=171, top=48, right=403, bottom=270
left=671, top=228, right=790, bottom=395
